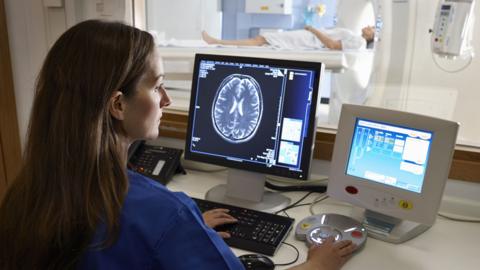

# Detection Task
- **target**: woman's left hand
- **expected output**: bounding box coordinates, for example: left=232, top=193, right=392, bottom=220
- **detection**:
left=202, top=208, right=238, bottom=238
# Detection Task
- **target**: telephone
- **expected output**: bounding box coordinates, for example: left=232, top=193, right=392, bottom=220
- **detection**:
left=127, top=140, right=186, bottom=185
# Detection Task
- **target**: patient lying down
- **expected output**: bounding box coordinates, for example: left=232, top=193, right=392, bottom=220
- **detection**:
left=202, top=26, right=375, bottom=51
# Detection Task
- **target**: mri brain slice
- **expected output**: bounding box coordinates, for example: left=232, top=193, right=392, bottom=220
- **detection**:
left=212, top=74, right=263, bottom=143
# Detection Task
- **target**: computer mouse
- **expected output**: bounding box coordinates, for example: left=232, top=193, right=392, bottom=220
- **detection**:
left=238, top=254, right=275, bottom=270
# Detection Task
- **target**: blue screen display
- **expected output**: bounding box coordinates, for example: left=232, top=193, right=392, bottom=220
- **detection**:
left=189, top=59, right=316, bottom=173
left=346, top=118, right=433, bottom=193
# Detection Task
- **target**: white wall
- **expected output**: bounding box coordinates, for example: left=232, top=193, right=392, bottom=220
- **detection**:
left=145, top=0, right=222, bottom=40
left=5, top=0, right=133, bottom=149
left=407, top=0, right=480, bottom=146
left=5, top=0, right=48, bottom=149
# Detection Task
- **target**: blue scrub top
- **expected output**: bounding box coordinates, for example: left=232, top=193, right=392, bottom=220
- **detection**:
left=79, top=170, right=244, bottom=270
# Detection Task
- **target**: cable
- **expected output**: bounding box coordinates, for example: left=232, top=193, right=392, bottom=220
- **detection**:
left=308, top=194, right=356, bottom=215
left=437, top=212, right=480, bottom=223
left=279, top=203, right=315, bottom=217
left=431, top=52, right=473, bottom=73
left=309, top=194, right=330, bottom=215
left=266, top=181, right=327, bottom=193
left=266, top=174, right=328, bottom=184
left=429, top=28, right=473, bottom=73
left=274, top=242, right=300, bottom=267
left=274, top=192, right=315, bottom=215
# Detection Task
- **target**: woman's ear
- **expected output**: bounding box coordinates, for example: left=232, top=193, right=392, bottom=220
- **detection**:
left=109, top=91, right=126, bottom=120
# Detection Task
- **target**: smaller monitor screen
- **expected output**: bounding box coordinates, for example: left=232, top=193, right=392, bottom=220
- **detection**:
left=345, top=118, right=433, bottom=193
left=185, top=54, right=322, bottom=179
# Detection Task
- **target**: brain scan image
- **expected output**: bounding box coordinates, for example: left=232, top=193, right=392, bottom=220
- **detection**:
left=211, top=74, right=263, bottom=143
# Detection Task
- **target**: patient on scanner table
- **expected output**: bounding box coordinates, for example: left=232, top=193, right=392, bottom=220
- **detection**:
left=202, top=26, right=375, bottom=50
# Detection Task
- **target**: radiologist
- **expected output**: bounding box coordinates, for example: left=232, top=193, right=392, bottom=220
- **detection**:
left=0, top=20, right=356, bottom=269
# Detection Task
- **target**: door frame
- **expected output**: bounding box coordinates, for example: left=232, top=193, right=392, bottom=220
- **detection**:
left=0, top=0, right=22, bottom=200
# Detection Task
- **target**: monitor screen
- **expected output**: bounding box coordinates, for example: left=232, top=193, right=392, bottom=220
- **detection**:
left=345, top=118, right=433, bottom=193
left=185, top=54, right=323, bottom=180
left=329, top=104, right=458, bottom=233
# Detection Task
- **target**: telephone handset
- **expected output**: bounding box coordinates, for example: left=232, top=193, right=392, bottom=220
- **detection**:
left=127, top=140, right=186, bottom=185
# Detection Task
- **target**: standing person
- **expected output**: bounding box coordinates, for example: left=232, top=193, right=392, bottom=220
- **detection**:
left=0, top=20, right=356, bottom=269
left=202, top=26, right=375, bottom=50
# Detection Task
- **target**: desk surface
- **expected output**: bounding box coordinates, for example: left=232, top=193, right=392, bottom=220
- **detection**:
left=167, top=169, right=480, bottom=270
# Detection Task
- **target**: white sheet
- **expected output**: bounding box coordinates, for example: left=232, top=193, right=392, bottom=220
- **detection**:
left=262, top=30, right=324, bottom=50
left=156, top=44, right=348, bottom=73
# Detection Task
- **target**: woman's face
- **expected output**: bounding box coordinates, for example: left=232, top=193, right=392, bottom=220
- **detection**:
left=122, top=48, right=171, bottom=141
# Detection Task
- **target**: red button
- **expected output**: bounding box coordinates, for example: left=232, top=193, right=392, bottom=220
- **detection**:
left=345, top=186, right=358, bottom=194
left=351, top=231, right=363, bottom=238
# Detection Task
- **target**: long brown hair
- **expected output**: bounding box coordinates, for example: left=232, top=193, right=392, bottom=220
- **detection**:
left=0, top=20, right=154, bottom=269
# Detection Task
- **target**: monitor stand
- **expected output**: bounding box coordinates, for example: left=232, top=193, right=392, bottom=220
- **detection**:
left=351, top=208, right=431, bottom=243
left=205, top=169, right=291, bottom=213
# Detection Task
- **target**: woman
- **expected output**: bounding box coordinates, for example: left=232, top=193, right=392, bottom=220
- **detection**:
left=0, top=20, right=356, bottom=269
left=202, top=26, right=375, bottom=50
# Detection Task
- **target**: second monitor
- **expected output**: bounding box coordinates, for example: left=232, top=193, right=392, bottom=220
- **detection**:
left=184, top=54, right=324, bottom=212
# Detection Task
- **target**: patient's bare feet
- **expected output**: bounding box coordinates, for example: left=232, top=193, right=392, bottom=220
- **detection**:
left=202, top=31, right=218, bottom=44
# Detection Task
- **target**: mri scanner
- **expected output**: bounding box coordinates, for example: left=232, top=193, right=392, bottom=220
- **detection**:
left=328, top=0, right=414, bottom=124
left=158, top=0, right=413, bottom=121
left=156, top=0, right=476, bottom=126
left=330, top=0, right=476, bottom=124
left=49, top=0, right=476, bottom=123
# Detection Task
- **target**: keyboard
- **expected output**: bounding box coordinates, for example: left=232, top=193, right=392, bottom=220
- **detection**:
left=193, top=197, right=294, bottom=256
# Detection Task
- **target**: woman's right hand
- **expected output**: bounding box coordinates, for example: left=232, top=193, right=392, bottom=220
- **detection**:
left=303, top=237, right=357, bottom=270
left=202, top=208, right=238, bottom=238
left=304, top=25, right=313, bottom=31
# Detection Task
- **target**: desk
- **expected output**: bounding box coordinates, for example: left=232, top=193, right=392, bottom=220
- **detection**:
left=166, top=168, right=480, bottom=270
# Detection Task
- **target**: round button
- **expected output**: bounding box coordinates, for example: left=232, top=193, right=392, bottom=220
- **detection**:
left=345, top=186, right=358, bottom=194
left=351, top=230, right=363, bottom=238
left=399, top=200, right=413, bottom=209
left=308, top=226, right=342, bottom=245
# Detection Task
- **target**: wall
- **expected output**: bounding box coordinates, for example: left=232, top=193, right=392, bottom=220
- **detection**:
left=146, top=0, right=222, bottom=39
left=406, top=0, right=480, bottom=146
left=5, top=0, right=135, bottom=149
left=4, top=0, right=48, bottom=149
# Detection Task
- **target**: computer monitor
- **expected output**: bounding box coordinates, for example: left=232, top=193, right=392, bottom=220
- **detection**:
left=184, top=54, right=324, bottom=212
left=328, top=104, right=459, bottom=243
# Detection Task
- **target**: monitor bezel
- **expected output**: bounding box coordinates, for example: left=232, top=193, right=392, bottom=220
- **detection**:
left=184, top=54, right=323, bottom=180
left=328, top=104, right=459, bottom=225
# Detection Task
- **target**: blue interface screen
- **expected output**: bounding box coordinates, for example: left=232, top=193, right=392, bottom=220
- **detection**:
left=346, top=118, right=433, bottom=193
left=189, top=59, right=316, bottom=173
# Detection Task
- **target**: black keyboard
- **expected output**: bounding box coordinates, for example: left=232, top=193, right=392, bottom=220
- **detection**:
left=193, top=197, right=294, bottom=256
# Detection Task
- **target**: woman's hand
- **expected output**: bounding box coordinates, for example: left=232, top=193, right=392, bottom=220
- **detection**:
left=303, top=237, right=357, bottom=270
left=304, top=25, right=314, bottom=32
left=202, top=208, right=238, bottom=238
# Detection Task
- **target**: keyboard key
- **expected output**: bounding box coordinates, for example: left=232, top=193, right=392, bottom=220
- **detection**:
left=192, top=197, right=294, bottom=256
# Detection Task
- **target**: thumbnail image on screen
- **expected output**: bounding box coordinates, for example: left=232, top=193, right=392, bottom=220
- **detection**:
left=346, top=118, right=433, bottom=193
left=188, top=59, right=316, bottom=173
